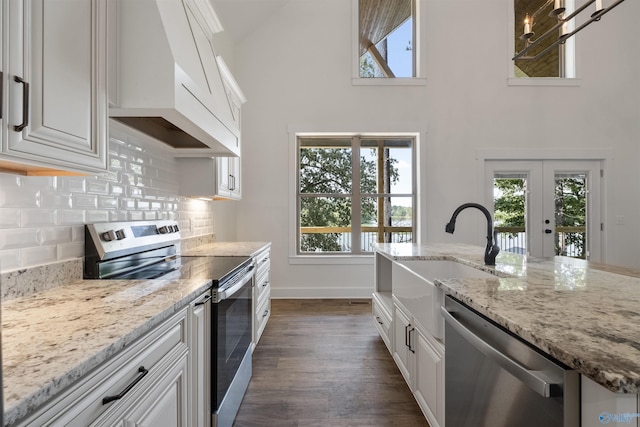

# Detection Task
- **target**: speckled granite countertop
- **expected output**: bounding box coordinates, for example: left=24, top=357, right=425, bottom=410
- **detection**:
left=181, top=241, right=270, bottom=257
left=2, top=240, right=271, bottom=426
left=375, top=243, right=640, bottom=394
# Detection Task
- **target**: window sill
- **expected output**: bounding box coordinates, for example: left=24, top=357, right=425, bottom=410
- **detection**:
left=507, top=77, right=582, bottom=87
left=352, top=77, right=427, bottom=87
left=289, top=255, right=374, bottom=265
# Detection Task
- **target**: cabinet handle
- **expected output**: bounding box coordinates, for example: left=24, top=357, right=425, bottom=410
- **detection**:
left=195, top=295, right=211, bottom=306
left=408, top=327, right=416, bottom=353
left=262, top=309, right=269, bottom=318
left=102, top=366, right=149, bottom=405
left=405, top=324, right=410, bottom=349
left=14, top=76, right=29, bottom=132
left=375, top=316, right=384, bottom=325
left=0, top=71, right=3, bottom=119
left=262, top=280, right=269, bottom=288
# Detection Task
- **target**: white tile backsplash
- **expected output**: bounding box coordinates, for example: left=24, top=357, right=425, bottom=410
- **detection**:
left=0, top=122, right=216, bottom=273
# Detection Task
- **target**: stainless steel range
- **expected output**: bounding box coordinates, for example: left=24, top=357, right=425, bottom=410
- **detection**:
left=84, top=220, right=254, bottom=427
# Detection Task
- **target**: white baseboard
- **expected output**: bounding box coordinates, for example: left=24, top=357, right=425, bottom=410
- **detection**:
left=270, top=287, right=373, bottom=299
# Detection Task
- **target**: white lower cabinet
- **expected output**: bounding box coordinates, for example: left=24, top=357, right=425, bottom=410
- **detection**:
left=92, top=353, right=189, bottom=427
left=371, top=292, right=392, bottom=352
left=581, top=376, right=639, bottom=427
left=189, top=292, right=212, bottom=427
left=18, top=308, right=190, bottom=427
left=414, top=331, right=444, bottom=427
left=392, top=302, right=444, bottom=427
left=252, top=246, right=271, bottom=348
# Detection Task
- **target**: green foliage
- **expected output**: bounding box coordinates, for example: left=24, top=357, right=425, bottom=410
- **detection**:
left=555, top=178, right=586, bottom=257
left=359, top=53, right=383, bottom=78
left=299, top=147, right=377, bottom=252
left=493, top=177, right=587, bottom=258
left=493, top=179, right=525, bottom=228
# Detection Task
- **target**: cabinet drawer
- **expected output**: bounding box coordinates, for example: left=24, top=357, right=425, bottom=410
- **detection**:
left=255, top=249, right=270, bottom=277
left=372, top=296, right=392, bottom=352
left=255, top=267, right=270, bottom=304
left=22, top=308, right=188, bottom=427
left=255, top=295, right=271, bottom=345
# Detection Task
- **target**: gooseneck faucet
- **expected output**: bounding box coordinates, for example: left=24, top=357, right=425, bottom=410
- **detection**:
left=445, top=203, right=500, bottom=265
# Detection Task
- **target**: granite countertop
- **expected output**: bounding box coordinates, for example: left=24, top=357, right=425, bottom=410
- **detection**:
left=181, top=241, right=270, bottom=257
left=2, top=240, right=271, bottom=426
left=375, top=243, right=640, bottom=394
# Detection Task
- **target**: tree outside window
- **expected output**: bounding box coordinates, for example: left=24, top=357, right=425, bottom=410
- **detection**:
left=297, top=136, right=415, bottom=255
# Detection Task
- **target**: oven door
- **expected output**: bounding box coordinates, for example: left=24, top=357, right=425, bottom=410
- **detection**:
left=212, top=273, right=253, bottom=413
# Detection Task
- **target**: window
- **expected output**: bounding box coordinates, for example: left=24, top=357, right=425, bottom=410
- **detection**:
left=296, top=135, right=415, bottom=255
left=352, top=0, right=426, bottom=84
left=359, top=0, right=414, bottom=78
left=512, top=0, right=576, bottom=78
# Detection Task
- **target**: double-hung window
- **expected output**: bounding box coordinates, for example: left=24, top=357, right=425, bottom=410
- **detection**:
left=296, top=134, right=415, bottom=256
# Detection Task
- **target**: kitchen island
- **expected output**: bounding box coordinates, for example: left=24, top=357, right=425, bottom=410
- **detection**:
left=1, top=240, right=270, bottom=427
left=374, top=242, right=640, bottom=426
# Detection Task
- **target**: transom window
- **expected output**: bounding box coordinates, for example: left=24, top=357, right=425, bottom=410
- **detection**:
left=296, top=135, right=415, bottom=255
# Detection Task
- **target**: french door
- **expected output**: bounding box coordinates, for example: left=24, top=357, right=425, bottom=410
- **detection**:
left=485, top=160, right=602, bottom=261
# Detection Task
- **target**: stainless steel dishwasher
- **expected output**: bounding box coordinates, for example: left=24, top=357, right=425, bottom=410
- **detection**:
left=441, top=296, right=580, bottom=427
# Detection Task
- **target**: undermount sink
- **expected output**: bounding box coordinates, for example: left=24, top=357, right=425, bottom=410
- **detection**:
left=396, top=260, right=495, bottom=281
left=392, top=260, right=495, bottom=340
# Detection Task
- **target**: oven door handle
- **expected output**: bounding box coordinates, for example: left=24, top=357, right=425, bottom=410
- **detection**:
left=214, top=266, right=254, bottom=302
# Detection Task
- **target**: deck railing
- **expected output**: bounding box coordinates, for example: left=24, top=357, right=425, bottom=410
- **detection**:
left=301, top=226, right=585, bottom=258
left=300, top=226, right=413, bottom=252
left=495, top=226, right=586, bottom=258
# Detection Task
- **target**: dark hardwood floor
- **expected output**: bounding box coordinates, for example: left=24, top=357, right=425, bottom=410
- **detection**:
left=234, top=299, right=429, bottom=427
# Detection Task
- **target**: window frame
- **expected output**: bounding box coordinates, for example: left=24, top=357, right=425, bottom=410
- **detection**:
left=507, top=0, right=581, bottom=86
left=351, top=0, right=427, bottom=86
left=289, top=128, right=419, bottom=264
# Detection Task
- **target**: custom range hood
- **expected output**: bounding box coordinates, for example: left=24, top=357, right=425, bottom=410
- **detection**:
left=109, top=0, right=240, bottom=156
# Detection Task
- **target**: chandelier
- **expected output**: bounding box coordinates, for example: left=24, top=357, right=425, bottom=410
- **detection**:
left=513, top=0, right=626, bottom=61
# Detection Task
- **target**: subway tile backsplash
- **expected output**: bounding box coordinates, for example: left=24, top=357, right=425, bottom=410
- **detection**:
left=0, top=122, right=214, bottom=273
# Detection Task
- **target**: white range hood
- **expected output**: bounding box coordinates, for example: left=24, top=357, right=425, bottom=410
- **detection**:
left=109, top=0, right=240, bottom=156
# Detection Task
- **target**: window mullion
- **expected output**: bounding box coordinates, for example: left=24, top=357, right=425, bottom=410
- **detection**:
left=352, top=136, right=362, bottom=254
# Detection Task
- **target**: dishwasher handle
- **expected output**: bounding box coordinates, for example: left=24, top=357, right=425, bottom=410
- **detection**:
left=441, top=306, right=561, bottom=398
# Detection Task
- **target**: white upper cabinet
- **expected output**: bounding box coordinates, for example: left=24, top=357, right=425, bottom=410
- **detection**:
left=176, top=156, right=241, bottom=200
left=2, top=0, right=108, bottom=175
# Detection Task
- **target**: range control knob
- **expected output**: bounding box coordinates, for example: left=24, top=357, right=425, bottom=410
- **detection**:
left=158, top=226, right=169, bottom=234
left=115, top=229, right=126, bottom=240
left=173, top=225, right=180, bottom=232
left=101, top=230, right=117, bottom=242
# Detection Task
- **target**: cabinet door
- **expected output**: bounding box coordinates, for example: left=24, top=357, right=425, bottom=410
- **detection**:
left=216, top=157, right=241, bottom=199
left=5, top=0, right=107, bottom=174
left=414, top=332, right=443, bottom=427
left=392, top=305, right=413, bottom=386
left=190, top=294, right=211, bottom=427
left=93, top=353, right=189, bottom=427
left=123, top=355, right=189, bottom=427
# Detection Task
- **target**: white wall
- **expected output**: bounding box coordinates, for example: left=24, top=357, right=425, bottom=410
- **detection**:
left=230, top=0, right=640, bottom=297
